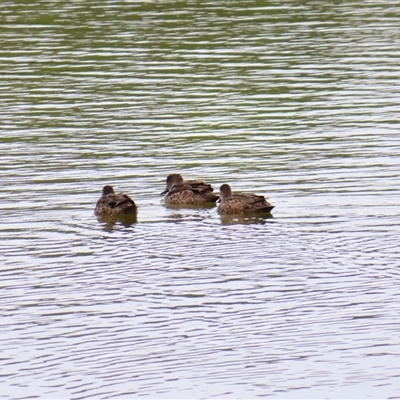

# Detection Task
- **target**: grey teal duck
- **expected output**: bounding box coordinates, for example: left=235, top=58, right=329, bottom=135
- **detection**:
left=217, top=184, right=274, bottom=215
left=161, top=174, right=219, bottom=205
left=95, top=185, right=137, bottom=216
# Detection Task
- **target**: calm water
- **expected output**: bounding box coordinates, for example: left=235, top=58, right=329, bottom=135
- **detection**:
left=1, top=1, right=400, bottom=398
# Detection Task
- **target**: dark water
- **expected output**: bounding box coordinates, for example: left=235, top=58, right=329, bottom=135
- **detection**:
left=1, top=1, right=400, bottom=398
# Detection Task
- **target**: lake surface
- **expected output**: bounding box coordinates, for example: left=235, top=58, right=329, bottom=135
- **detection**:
left=1, top=1, right=400, bottom=398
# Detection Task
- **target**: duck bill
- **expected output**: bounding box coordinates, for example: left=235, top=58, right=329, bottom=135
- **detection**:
left=161, top=188, right=169, bottom=195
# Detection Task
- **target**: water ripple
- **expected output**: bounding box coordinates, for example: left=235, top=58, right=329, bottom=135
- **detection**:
left=1, top=1, right=400, bottom=399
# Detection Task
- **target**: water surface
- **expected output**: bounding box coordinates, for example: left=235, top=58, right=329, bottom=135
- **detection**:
left=1, top=1, right=400, bottom=398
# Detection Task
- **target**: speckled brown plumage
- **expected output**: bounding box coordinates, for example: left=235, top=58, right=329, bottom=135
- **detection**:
left=161, top=174, right=219, bottom=205
left=217, top=184, right=274, bottom=215
left=95, top=185, right=137, bottom=216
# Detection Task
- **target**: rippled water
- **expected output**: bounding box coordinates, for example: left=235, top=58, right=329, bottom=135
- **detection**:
left=1, top=1, right=400, bottom=398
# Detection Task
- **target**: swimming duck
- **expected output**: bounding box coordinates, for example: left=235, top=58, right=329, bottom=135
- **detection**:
left=161, top=174, right=219, bottom=205
left=217, top=183, right=274, bottom=215
left=94, top=185, right=137, bottom=216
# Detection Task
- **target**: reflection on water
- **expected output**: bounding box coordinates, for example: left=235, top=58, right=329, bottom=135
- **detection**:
left=219, top=213, right=274, bottom=226
left=96, top=214, right=138, bottom=231
left=163, top=202, right=218, bottom=211
left=1, top=1, right=400, bottom=399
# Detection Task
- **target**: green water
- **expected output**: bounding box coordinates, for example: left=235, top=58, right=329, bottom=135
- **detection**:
left=1, top=1, right=400, bottom=399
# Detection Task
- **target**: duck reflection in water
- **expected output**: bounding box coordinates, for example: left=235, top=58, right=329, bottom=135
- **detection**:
left=219, top=214, right=274, bottom=225
left=97, top=215, right=137, bottom=231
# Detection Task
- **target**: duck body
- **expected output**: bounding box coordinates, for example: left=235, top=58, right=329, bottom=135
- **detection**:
left=95, top=185, right=137, bottom=217
left=162, top=174, right=219, bottom=205
left=217, top=184, right=274, bottom=215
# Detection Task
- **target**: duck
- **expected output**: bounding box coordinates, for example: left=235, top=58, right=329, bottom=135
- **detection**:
left=161, top=174, right=219, bottom=205
left=94, top=185, right=137, bottom=216
left=217, top=183, right=274, bottom=215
